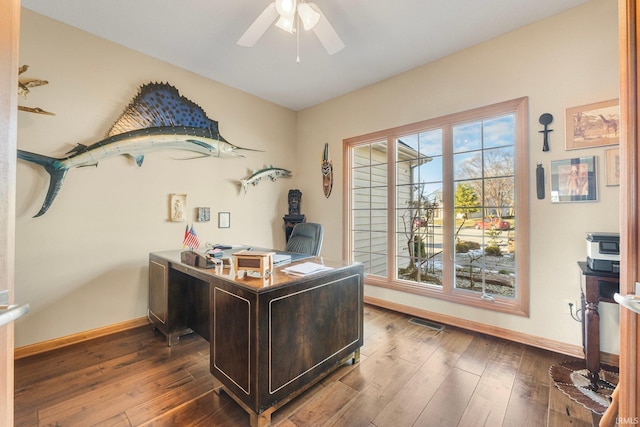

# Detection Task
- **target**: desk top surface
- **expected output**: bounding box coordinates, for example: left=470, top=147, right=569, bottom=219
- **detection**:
left=150, top=249, right=363, bottom=292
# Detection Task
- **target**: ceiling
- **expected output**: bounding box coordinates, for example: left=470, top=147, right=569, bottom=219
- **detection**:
left=21, top=0, right=591, bottom=111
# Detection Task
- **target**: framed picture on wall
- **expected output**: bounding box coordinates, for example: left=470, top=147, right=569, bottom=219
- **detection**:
left=565, top=99, right=619, bottom=150
left=196, top=207, right=210, bottom=222
left=169, top=194, right=187, bottom=221
left=550, top=156, right=597, bottom=203
left=218, top=211, right=230, bottom=228
left=605, top=148, right=620, bottom=186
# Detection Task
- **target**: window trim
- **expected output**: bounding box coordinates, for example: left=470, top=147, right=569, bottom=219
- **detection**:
left=343, top=97, right=529, bottom=317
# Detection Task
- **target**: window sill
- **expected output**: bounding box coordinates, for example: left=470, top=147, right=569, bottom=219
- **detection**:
left=364, top=275, right=529, bottom=317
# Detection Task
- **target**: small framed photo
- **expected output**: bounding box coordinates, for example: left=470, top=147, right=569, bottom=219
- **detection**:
left=550, top=156, right=597, bottom=203
left=218, top=211, right=230, bottom=228
left=169, top=194, right=187, bottom=222
left=196, top=207, right=210, bottom=222
left=565, top=99, right=619, bottom=150
left=605, top=148, right=620, bottom=186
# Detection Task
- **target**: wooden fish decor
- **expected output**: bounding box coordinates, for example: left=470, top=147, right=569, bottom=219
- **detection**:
left=17, top=82, right=259, bottom=217
left=321, top=143, right=333, bottom=198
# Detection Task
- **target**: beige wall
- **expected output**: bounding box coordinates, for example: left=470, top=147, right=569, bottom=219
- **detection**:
left=296, top=0, right=620, bottom=353
left=15, top=10, right=297, bottom=347
left=16, top=0, right=621, bottom=354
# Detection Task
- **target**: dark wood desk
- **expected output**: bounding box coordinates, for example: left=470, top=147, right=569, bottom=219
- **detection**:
left=148, top=250, right=364, bottom=427
left=578, top=261, right=619, bottom=390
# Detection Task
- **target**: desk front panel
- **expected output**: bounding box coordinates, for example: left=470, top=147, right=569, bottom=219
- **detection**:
left=211, top=281, right=257, bottom=406
left=210, top=263, right=364, bottom=414
left=263, top=269, right=363, bottom=402
left=148, top=258, right=168, bottom=326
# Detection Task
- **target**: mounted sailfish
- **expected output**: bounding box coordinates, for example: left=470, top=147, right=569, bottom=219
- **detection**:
left=18, top=82, right=258, bottom=217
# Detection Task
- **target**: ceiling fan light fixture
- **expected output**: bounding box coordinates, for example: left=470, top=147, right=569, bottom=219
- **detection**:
left=275, top=0, right=297, bottom=17
left=275, top=15, right=295, bottom=33
left=297, top=3, right=320, bottom=31
left=238, top=0, right=344, bottom=58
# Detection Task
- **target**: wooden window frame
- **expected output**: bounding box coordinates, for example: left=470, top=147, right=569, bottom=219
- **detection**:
left=343, top=97, right=530, bottom=316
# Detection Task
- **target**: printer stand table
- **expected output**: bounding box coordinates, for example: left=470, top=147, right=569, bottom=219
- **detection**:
left=578, top=261, right=619, bottom=390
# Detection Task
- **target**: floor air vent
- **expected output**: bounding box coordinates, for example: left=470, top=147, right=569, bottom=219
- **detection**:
left=408, top=318, right=445, bottom=332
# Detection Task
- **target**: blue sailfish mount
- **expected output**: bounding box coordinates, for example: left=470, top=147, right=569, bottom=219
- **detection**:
left=17, top=82, right=260, bottom=217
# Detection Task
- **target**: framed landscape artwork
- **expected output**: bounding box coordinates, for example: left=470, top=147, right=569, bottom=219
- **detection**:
left=565, top=99, right=619, bottom=150
left=550, top=156, right=597, bottom=203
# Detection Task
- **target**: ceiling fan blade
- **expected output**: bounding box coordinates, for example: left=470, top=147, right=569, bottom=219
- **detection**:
left=309, top=3, right=345, bottom=55
left=237, top=2, right=279, bottom=47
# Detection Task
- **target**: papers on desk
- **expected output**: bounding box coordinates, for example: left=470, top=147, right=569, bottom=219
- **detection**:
left=282, top=262, right=332, bottom=276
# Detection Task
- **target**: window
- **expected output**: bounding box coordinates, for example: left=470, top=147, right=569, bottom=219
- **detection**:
left=344, top=98, right=529, bottom=316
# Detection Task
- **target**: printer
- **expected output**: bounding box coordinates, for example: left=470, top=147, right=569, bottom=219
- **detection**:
left=586, top=232, right=620, bottom=273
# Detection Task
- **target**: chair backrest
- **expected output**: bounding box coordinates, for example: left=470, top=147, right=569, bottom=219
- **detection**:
left=284, top=223, right=324, bottom=256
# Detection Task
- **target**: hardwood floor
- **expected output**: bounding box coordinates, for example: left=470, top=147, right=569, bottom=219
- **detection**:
left=15, top=305, right=585, bottom=426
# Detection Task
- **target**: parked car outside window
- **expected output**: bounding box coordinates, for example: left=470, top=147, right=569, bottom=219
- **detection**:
left=474, top=218, right=511, bottom=230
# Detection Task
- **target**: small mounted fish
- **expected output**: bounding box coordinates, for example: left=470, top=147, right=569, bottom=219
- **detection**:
left=240, top=166, right=292, bottom=193
left=321, top=143, right=333, bottom=198
left=17, top=82, right=260, bottom=217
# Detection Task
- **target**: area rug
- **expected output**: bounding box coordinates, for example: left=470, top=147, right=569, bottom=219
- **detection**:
left=549, top=360, right=619, bottom=415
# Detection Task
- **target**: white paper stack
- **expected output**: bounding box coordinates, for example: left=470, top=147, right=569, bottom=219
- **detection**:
left=282, top=262, right=332, bottom=276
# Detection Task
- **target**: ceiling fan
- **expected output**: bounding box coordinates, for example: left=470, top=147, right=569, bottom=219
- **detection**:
left=237, top=0, right=345, bottom=55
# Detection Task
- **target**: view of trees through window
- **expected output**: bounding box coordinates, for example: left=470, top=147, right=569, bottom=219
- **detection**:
left=396, top=129, right=443, bottom=288
left=452, top=115, right=516, bottom=298
left=395, top=115, right=516, bottom=298
left=346, top=98, right=527, bottom=313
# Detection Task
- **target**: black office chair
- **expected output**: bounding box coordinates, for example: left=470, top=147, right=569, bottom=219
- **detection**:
left=284, top=223, right=324, bottom=256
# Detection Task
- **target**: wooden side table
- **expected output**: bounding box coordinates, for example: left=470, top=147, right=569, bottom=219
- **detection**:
left=578, top=261, right=619, bottom=390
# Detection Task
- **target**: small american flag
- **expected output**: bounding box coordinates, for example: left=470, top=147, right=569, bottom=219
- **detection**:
left=183, top=225, right=200, bottom=249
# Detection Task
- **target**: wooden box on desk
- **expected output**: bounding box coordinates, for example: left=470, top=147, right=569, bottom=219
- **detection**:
left=232, top=250, right=274, bottom=277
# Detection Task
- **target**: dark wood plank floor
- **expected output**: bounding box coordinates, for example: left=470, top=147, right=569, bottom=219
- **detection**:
left=15, top=305, right=583, bottom=426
